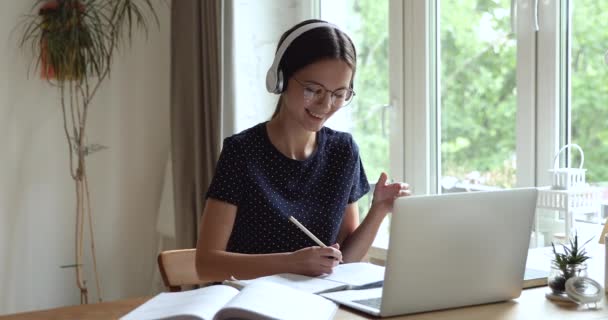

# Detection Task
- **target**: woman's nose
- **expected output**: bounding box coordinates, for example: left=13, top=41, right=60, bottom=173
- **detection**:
left=317, top=92, right=332, bottom=110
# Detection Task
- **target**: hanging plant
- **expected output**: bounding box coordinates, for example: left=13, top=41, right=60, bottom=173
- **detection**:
left=19, top=0, right=158, bottom=304
left=38, top=0, right=90, bottom=79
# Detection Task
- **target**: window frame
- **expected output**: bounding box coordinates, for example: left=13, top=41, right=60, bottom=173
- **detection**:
left=368, top=0, right=566, bottom=261
left=393, top=0, right=562, bottom=194
left=315, top=0, right=569, bottom=261
left=389, top=0, right=437, bottom=195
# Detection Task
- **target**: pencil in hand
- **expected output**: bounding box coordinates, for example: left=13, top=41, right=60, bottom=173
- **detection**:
left=288, top=216, right=343, bottom=263
left=288, top=216, right=326, bottom=247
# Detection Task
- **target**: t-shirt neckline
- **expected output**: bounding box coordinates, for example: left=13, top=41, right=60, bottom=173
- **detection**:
left=261, top=121, right=324, bottom=164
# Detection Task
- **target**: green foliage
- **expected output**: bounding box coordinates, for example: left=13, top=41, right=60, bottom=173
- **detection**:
left=347, top=0, right=390, bottom=185
left=440, top=0, right=517, bottom=187
left=340, top=0, right=390, bottom=216
left=570, top=0, right=608, bottom=182
left=349, top=0, right=389, bottom=181
left=551, top=232, right=591, bottom=272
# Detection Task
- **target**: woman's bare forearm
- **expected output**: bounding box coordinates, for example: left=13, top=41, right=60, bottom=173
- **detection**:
left=340, top=204, right=386, bottom=262
left=196, top=250, right=295, bottom=282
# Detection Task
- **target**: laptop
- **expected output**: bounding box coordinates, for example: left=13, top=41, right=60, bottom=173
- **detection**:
left=321, top=188, right=538, bottom=317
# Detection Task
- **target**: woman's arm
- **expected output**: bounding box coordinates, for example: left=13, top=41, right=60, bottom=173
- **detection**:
left=336, top=202, right=386, bottom=262
left=337, top=172, right=410, bottom=262
left=195, top=198, right=342, bottom=282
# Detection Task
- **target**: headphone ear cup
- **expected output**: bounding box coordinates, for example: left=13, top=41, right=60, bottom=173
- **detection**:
left=276, top=70, right=284, bottom=93
left=266, top=68, right=278, bottom=94
left=266, top=22, right=337, bottom=94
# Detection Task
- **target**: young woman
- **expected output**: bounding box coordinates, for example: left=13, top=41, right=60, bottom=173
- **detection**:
left=195, top=19, right=410, bottom=282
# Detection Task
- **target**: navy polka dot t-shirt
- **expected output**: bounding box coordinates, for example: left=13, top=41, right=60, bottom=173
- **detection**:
left=206, top=122, right=370, bottom=254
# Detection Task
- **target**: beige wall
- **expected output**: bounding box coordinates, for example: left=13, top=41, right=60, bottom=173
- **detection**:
left=0, top=1, right=171, bottom=314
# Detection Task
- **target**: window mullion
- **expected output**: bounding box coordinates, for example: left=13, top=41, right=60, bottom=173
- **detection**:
left=535, top=0, right=561, bottom=187
left=516, top=0, right=539, bottom=188
left=394, top=0, right=433, bottom=195
left=389, top=0, right=405, bottom=185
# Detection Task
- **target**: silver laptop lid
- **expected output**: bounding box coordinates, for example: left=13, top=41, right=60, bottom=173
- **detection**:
left=381, top=188, right=537, bottom=317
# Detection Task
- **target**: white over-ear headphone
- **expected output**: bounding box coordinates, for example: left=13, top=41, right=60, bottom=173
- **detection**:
left=265, top=22, right=338, bottom=94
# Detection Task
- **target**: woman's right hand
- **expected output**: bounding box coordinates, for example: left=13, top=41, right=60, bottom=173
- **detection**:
left=288, top=243, right=342, bottom=276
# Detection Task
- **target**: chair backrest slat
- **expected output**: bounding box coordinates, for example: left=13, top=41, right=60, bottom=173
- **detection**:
left=157, top=249, right=202, bottom=292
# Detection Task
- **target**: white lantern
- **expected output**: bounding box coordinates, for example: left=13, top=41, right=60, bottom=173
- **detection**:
left=535, top=144, right=600, bottom=245
left=549, top=144, right=586, bottom=190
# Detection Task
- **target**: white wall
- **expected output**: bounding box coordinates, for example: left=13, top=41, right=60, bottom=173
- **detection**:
left=229, top=0, right=355, bottom=135
left=230, top=0, right=317, bottom=134
left=0, top=1, right=171, bottom=314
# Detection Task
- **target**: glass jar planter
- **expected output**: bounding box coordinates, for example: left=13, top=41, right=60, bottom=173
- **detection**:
left=548, top=263, right=588, bottom=294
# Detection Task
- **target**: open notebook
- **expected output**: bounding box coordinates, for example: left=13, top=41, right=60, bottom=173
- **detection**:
left=120, top=281, right=337, bottom=320
left=226, top=262, right=385, bottom=294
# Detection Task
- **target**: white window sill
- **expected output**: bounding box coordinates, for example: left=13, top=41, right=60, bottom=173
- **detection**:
left=366, top=228, right=603, bottom=270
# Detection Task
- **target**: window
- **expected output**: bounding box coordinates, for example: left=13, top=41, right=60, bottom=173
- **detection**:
left=391, top=0, right=607, bottom=250
left=439, top=0, right=518, bottom=191
left=568, top=0, right=608, bottom=213
left=317, top=0, right=608, bottom=254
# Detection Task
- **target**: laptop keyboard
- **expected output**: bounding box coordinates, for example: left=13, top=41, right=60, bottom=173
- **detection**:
left=354, top=297, right=382, bottom=309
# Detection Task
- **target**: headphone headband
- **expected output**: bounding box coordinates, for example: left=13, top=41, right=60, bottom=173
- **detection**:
left=265, top=22, right=338, bottom=94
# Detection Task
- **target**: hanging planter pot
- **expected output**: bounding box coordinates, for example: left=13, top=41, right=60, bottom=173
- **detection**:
left=38, top=0, right=89, bottom=81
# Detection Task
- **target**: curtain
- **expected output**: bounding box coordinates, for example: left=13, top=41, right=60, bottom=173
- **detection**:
left=170, top=0, right=223, bottom=249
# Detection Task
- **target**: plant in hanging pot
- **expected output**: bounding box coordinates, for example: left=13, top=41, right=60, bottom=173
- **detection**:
left=548, top=232, right=592, bottom=294
left=37, top=0, right=90, bottom=80
left=18, top=0, right=158, bottom=304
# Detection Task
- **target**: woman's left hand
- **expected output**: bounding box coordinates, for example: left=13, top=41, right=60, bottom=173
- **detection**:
left=371, top=172, right=411, bottom=215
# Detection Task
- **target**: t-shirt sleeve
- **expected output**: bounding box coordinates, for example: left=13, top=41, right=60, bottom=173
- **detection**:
left=205, top=137, right=245, bottom=206
left=347, top=137, right=370, bottom=204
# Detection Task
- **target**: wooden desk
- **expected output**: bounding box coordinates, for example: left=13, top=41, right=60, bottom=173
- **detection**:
left=2, top=288, right=607, bottom=320
left=3, top=246, right=608, bottom=320
left=0, top=297, right=148, bottom=320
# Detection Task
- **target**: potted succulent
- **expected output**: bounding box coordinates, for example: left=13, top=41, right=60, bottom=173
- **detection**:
left=18, top=0, right=158, bottom=303
left=548, top=232, right=591, bottom=294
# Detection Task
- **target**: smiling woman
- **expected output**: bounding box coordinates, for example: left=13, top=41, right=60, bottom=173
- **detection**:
left=194, top=19, right=410, bottom=283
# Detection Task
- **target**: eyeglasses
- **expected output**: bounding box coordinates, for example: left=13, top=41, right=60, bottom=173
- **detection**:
left=293, top=78, right=355, bottom=108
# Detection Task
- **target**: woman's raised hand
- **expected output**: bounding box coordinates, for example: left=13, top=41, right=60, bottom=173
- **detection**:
left=372, top=172, right=411, bottom=215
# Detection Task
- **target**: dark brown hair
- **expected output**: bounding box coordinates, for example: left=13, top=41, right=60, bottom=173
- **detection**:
left=271, top=19, right=357, bottom=119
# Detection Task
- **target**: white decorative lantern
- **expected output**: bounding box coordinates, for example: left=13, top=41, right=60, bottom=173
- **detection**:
left=549, top=144, right=586, bottom=190
left=535, top=144, right=600, bottom=245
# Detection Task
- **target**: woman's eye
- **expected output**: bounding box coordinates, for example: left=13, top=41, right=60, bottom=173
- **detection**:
left=304, top=87, right=316, bottom=94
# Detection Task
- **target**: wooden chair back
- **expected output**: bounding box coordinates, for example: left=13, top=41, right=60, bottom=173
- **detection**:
left=157, top=248, right=203, bottom=292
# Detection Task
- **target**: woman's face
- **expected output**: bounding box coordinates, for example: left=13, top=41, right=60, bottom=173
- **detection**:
left=281, top=58, right=353, bottom=132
